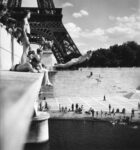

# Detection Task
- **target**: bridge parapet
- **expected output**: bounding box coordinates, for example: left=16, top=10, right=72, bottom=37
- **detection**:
left=0, top=71, right=44, bottom=150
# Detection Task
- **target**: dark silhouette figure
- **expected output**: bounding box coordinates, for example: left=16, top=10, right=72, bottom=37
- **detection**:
left=109, top=104, right=111, bottom=113
left=103, top=95, right=106, bottom=101
left=87, top=72, right=93, bottom=78
left=111, top=108, right=114, bottom=114
left=101, top=110, right=103, bottom=117
left=91, top=109, right=95, bottom=117
left=116, top=108, right=120, bottom=113
left=76, top=103, right=79, bottom=111
left=122, top=108, right=126, bottom=115
left=138, top=103, right=140, bottom=110
left=96, top=111, right=98, bottom=117
left=131, top=108, right=135, bottom=119
left=71, top=104, right=74, bottom=111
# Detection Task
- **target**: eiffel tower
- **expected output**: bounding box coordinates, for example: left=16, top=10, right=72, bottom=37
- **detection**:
left=1, top=0, right=81, bottom=63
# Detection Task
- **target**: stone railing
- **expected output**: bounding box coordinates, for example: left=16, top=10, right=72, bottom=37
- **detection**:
left=0, top=25, right=23, bottom=70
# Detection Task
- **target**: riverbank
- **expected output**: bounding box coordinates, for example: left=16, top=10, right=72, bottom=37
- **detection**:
left=48, top=110, right=140, bottom=125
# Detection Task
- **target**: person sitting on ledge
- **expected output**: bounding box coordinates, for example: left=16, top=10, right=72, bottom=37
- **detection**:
left=10, top=62, right=37, bottom=72
left=54, top=50, right=93, bottom=69
left=29, top=49, right=53, bottom=86
left=10, top=51, right=37, bottom=72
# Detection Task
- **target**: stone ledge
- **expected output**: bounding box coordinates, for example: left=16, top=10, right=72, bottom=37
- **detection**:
left=0, top=71, right=44, bottom=150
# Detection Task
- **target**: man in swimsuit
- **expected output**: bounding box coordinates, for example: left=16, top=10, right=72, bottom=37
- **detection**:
left=21, top=10, right=31, bottom=64
left=54, top=50, right=93, bottom=69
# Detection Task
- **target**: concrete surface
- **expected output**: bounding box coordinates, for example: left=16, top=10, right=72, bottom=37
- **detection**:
left=0, top=71, right=43, bottom=150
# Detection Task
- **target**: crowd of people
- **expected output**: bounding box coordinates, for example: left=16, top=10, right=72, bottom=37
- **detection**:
left=0, top=5, right=23, bottom=44
left=37, top=93, right=140, bottom=125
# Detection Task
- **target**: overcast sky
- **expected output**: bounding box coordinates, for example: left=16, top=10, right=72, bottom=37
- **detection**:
left=22, top=0, right=140, bottom=53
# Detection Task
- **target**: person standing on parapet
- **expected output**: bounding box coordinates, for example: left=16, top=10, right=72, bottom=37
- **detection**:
left=21, top=10, right=31, bottom=64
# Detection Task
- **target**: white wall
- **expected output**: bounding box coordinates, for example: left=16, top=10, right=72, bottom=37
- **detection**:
left=0, top=25, right=23, bottom=70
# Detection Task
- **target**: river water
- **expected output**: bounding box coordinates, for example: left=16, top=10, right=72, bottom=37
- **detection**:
left=25, top=68, right=140, bottom=150
left=25, top=119, right=140, bottom=150
left=42, top=68, right=140, bottom=112
left=49, top=68, right=140, bottom=98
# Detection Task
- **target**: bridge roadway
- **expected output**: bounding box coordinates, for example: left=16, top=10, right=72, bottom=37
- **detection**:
left=0, top=71, right=44, bottom=150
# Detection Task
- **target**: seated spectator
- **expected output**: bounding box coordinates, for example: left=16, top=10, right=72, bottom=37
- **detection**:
left=85, top=108, right=92, bottom=115
left=31, top=48, right=52, bottom=86
left=27, top=50, right=52, bottom=86
left=10, top=51, right=37, bottom=72
left=14, top=27, right=23, bottom=44
left=85, top=110, right=91, bottom=115
left=6, top=18, right=16, bottom=34
left=78, top=107, right=82, bottom=114
left=10, top=62, right=37, bottom=72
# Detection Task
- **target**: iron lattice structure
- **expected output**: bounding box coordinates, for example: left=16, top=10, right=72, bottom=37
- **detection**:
left=4, top=0, right=81, bottom=63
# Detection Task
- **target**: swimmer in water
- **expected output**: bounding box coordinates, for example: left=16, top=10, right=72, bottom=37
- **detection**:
left=96, top=78, right=101, bottom=82
left=87, top=72, right=93, bottom=78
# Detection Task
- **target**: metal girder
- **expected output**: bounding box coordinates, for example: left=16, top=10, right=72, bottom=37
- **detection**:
left=30, top=20, right=81, bottom=62
left=6, top=0, right=22, bottom=7
left=37, top=0, right=55, bottom=9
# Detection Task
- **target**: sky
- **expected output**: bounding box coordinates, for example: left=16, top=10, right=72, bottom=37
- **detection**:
left=22, top=0, right=140, bottom=54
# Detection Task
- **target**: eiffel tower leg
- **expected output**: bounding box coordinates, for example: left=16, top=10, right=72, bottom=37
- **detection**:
left=30, top=20, right=81, bottom=64
left=52, top=23, right=81, bottom=63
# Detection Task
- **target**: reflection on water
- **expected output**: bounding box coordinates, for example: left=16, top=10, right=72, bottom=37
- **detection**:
left=25, top=119, right=140, bottom=150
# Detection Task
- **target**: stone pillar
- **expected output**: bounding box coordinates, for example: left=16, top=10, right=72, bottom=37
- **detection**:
left=26, top=112, right=50, bottom=143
